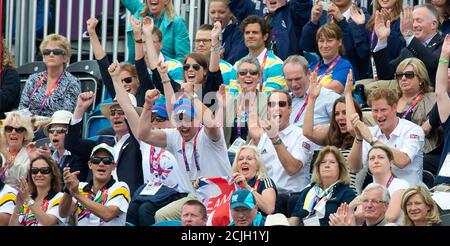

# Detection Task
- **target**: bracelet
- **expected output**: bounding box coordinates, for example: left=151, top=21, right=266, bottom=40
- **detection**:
left=355, top=138, right=363, bottom=143
left=439, top=58, right=449, bottom=64
left=143, top=103, right=152, bottom=110
left=135, top=39, right=144, bottom=44
left=162, top=79, right=171, bottom=84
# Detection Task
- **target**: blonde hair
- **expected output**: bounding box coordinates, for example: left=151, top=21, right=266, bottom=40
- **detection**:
left=2, top=40, right=15, bottom=68
left=208, top=0, right=237, bottom=24
left=401, top=185, right=441, bottom=226
left=141, top=0, right=175, bottom=20
left=367, top=0, right=403, bottom=31
left=1, top=112, right=35, bottom=146
left=39, top=34, right=71, bottom=64
left=231, top=145, right=267, bottom=180
left=395, top=58, right=432, bottom=97
left=311, top=146, right=350, bottom=186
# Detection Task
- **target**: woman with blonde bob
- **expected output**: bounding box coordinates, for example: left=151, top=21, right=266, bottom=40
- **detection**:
left=230, top=145, right=277, bottom=216
left=401, top=185, right=441, bottom=226
left=289, top=146, right=356, bottom=226
left=0, top=112, right=34, bottom=189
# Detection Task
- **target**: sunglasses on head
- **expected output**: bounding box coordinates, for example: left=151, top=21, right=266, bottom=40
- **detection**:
left=48, top=127, right=67, bottom=134
left=110, top=109, right=125, bottom=116
left=31, top=167, right=52, bottom=175
left=4, top=125, right=27, bottom=133
left=42, top=49, right=65, bottom=56
left=90, top=156, right=114, bottom=165
left=268, top=101, right=288, bottom=108
left=121, top=77, right=133, bottom=84
left=395, top=71, right=415, bottom=80
left=238, top=69, right=259, bottom=76
left=183, top=64, right=201, bottom=71
left=151, top=114, right=168, bottom=123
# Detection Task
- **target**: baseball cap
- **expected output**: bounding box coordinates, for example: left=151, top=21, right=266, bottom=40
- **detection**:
left=90, top=143, right=114, bottom=158
left=230, top=189, right=255, bottom=210
left=152, top=96, right=168, bottom=119
left=173, top=98, right=195, bottom=119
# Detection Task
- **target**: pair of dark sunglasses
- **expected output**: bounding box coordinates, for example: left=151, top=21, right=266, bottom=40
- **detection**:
left=4, top=126, right=27, bottom=133
left=238, top=69, right=259, bottom=76
left=110, top=109, right=125, bottom=116
left=42, top=49, right=66, bottom=56
left=268, top=101, right=288, bottom=108
left=183, top=64, right=201, bottom=71
left=90, top=156, right=114, bottom=165
left=31, top=167, right=52, bottom=175
left=48, top=127, right=67, bottom=134
left=395, top=71, right=415, bottom=80
left=151, top=115, right=168, bottom=123
left=121, top=77, right=134, bottom=84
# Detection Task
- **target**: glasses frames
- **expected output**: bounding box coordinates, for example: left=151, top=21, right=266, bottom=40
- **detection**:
left=183, top=64, right=201, bottom=71
left=31, top=167, right=52, bottom=175
left=42, top=49, right=66, bottom=56
left=268, top=101, right=288, bottom=108
left=4, top=126, right=27, bottom=133
left=395, top=71, right=415, bottom=80
left=90, top=156, right=114, bottom=165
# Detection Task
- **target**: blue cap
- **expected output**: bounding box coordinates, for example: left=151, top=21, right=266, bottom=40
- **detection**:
left=152, top=96, right=168, bottom=119
left=230, top=189, right=255, bottom=210
left=173, top=98, right=195, bottom=118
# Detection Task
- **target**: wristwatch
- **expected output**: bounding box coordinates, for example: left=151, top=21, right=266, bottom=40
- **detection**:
left=370, top=137, right=378, bottom=146
left=405, top=30, right=413, bottom=38
left=272, top=137, right=283, bottom=146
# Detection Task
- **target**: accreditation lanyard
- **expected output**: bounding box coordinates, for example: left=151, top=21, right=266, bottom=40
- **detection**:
left=21, top=199, right=49, bottom=226
left=236, top=96, right=255, bottom=137
left=181, top=127, right=202, bottom=173
left=85, top=187, right=108, bottom=218
left=29, top=71, right=65, bottom=114
left=293, top=92, right=309, bottom=123
left=149, top=146, right=165, bottom=181
left=402, top=92, right=424, bottom=119
left=386, top=175, right=394, bottom=188
left=370, top=30, right=379, bottom=81
left=314, top=56, right=341, bottom=84
left=258, top=50, right=269, bottom=92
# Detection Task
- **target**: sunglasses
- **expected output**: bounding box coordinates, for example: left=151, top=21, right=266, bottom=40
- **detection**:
left=4, top=126, right=27, bottom=133
left=110, top=109, right=125, bottom=116
left=90, top=156, right=114, bottom=165
left=121, top=77, right=133, bottom=84
left=183, top=64, right=201, bottom=71
left=194, top=39, right=212, bottom=44
left=238, top=69, right=259, bottom=76
left=395, top=71, right=415, bottom=80
left=42, top=49, right=66, bottom=56
left=48, top=127, right=67, bottom=134
left=268, top=101, right=288, bottom=108
left=31, top=167, right=52, bottom=175
left=151, top=115, right=168, bottom=123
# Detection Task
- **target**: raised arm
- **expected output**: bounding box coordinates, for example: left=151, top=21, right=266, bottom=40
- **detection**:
left=142, top=17, right=159, bottom=70
left=209, top=21, right=222, bottom=73
left=303, top=71, right=328, bottom=145
left=130, top=15, right=145, bottom=62
left=436, top=34, right=450, bottom=122
left=59, top=167, right=78, bottom=218
left=86, top=17, right=106, bottom=60
left=137, top=89, right=168, bottom=147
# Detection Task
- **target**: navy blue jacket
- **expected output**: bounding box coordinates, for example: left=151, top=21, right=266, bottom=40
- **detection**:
left=222, top=22, right=249, bottom=65
left=441, top=18, right=450, bottom=36
left=300, top=9, right=372, bottom=80
left=0, top=67, right=21, bottom=118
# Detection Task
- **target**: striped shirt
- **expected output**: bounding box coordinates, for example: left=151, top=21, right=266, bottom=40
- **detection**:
left=160, top=54, right=184, bottom=84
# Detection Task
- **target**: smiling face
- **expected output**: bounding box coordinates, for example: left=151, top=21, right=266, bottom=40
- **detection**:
left=89, top=150, right=116, bottom=183
left=209, top=1, right=232, bottom=28
left=319, top=152, right=340, bottom=182
left=119, top=70, right=139, bottom=96
left=48, top=123, right=68, bottom=150
left=317, top=35, right=341, bottom=61
left=42, top=41, right=68, bottom=69
left=332, top=0, right=353, bottom=8
left=237, top=148, right=258, bottom=181
left=237, top=62, right=261, bottom=93
left=413, top=7, right=438, bottom=44
left=146, top=0, right=167, bottom=17
left=378, top=0, right=397, bottom=9
left=183, top=57, right=206, bottom=84
left=194, top=30, right=212, bottom=55
left=406, top=193, right=431, bottom=225
left=368, top=148, right=392, bottom=176
left=371, top=98, right=398, bottom=134
left=243, top=23, right=268, bottom=52
left=31, top=159, right=52, bottom=189
left=283, top=62, right=309, bottom=98
left=266, top=0, right=287, bottom=13
left=109, top=105, right=129, bottom=135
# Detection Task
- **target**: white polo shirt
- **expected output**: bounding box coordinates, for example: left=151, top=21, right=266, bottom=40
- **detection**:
left=17, top=192, right=67, bottom=226
left=362, top=118, right=425, bottom=185
left=0, top=184, right=17, bottom=215
left=164, top=127, right=231, bottom=181
left=257, top=125, right=317, bottom=194
left=140, top=144, right=193, bottom=194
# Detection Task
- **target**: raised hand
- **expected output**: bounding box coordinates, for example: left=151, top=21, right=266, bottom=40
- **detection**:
left=180, top=82, right=195, bottom=98
left=130, top=15, right=143, bottom=38
left=63, top=167, right=80, bottom=195
left=76, top=91, right=95, bottom=112
left=311, top=0, right=323, bottom=25
left=108, top=60, right=122, bottom=79
left=400, top=6, right=413, bottom=39
left=86, top=17, right=99, bottom=36
left=18, top=176, right=30, bottom=203
left=349, top=113, right=363, bottom=139
left=142, top=16, right=154, bottom=35
left=344, top=69, right=353, bottom=96
left=216, top=84, right=226, bottom=105
left=441, top=34, right=450, bottom=59
left=211, top=21, right=222, bottom=46
left=327, top=2, right=344, bottom=22
left=374, top=10, right=391, bottom=44
left=144, top=89, right=161, bottom=106
left=157, top=61, right=168, bottom=75
left=350, top=5, right=365, bottom=25
left=309, top=71, right=322, bottom=100
left=260, top=118, right=280, bottom=139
